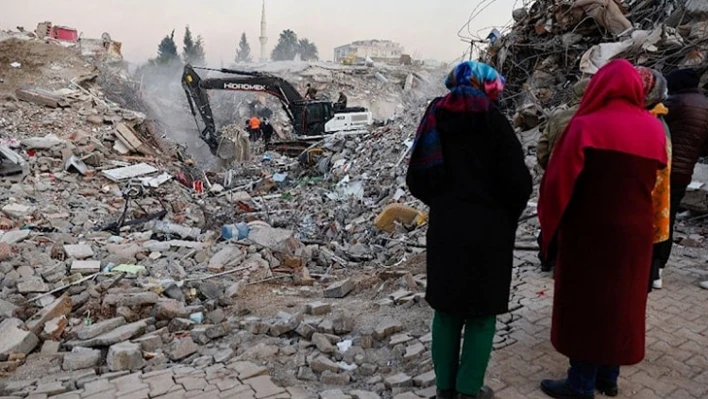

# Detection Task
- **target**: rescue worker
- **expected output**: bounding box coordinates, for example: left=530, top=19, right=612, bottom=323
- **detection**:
left=248, top=116, right=262, bottom=141
left=305, top=84, right=318, bottom=100
left=261, top=118, right=275, bottom=146
left=335, top=91, right=348, bottom=110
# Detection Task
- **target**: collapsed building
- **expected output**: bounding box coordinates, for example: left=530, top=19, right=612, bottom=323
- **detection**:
left=1, top=2, right=708, bottom=398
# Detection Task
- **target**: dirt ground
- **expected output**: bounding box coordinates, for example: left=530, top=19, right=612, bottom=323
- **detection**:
left=0, top=38, right=94, bottom=95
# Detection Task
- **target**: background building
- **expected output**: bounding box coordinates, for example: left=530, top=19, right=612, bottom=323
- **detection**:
left=334, top=40, right=404, bottom=64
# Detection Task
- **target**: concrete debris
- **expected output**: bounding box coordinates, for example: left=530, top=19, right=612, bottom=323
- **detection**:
left=0, top=318, right=40, bottom=358
left=486, top=0, right=708, bottom=131
left=62, top=347, right=102, bottom=371
left=0, top=20, right=511, bottom=398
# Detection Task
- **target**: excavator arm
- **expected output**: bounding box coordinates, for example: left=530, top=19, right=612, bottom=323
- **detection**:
left=182, top=65, right=313, bottom=149
left=182, top=65, right=359, bottom=152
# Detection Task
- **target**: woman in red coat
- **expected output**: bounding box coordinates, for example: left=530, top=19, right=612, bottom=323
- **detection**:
left=538, top=59, right=667, bottom=399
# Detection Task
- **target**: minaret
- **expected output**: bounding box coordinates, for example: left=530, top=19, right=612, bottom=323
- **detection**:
left=259, top=0, right=268, bottom=62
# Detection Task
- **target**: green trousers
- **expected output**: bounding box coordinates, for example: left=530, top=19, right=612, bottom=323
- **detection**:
left=432, top=311, right=496, bottom=395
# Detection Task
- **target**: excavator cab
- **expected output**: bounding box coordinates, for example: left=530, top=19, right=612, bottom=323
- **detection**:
left=292, top=101, right=335, bottom=136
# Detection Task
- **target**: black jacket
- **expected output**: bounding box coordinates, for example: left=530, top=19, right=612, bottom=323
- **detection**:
left=422, top=107, right=532, bottom=317
left=664, top=88, right=708, bottom=186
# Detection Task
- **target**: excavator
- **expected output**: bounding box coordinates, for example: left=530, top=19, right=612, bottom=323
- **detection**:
left=181, top=64, right=373, bottom=159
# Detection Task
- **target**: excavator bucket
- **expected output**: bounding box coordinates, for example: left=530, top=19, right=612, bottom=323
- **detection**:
left=216, top=138, right=237, bottom=160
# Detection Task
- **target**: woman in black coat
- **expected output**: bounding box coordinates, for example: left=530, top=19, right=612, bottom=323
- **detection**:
left=407, top=61, right=532, bottom=399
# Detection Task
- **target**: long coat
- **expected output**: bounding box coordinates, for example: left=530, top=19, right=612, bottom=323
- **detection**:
left=551, top=150, right=657, bottom=365
left=424, top=108, right=532, bottom=317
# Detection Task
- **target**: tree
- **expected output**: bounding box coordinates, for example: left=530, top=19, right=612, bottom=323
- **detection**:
left=298, top=38, right=319, bottom=61
left=271, top=29, right=299, bottom=61
left=183, top=26, right=206, bottom=65
left=156, top=30, right=178, bottom=64
left=235, top=32, right=252, bottom=63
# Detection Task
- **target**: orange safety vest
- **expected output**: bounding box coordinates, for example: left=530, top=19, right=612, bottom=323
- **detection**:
left=249, top=117, right=261, bottom=130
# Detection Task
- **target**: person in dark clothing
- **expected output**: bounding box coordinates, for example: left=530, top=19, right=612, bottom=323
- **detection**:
left=407, top=61, right=532, bottom=399
left=261, top=118, right=274, bottom=145
left=335, top=91, right=348, bottom=110
left=652, top=68, right=708, bottom=289
left=304, top=84, right=318, bottom=100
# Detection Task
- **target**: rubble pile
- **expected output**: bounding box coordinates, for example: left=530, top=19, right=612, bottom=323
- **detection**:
left=0, top=24, right=481, bottom=398
left=487, top=0, right=708, bottom=130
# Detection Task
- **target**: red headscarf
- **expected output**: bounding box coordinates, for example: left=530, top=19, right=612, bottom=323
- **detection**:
left=538, top=59, right=668, bottom=251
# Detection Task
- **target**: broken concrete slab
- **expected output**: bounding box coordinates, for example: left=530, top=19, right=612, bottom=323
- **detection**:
left=310, top=355, right=340, bottom=373
left=248, top=225, right=295, bottom=252
left=413, top=370, right=435, bottom=388
left=16, top=87, right=69, bottom=108
left=306, top=301, right=332, bottom=316
left=65, top=319, right=148, bottom=348
left=25, top=295, right=72, bottom=335
left=42, top=315, right=68, bottom=340
left=2, top=203, right=33, bottom=219
left=63, top=244, right=94, bottom=259
left=0, top=318, right=39, bottom=358
left=62, top=347, right=102, bottom=371
left=106, top=341, right=145, bottom=371
left=0, top=298, right=18, bottom=318
left=17, top=277, right=50, bottom=294
left=102, top=163, right=158, bottom=182
left=385, top=372, right=412, bottom=388
left=103, top=292, right=159, bottom=307
left=0, top=229, right=30, bottom=244
left=323, top=279, right=354, bottom=298
left=208, top=245, right=244, bottom=272
left=373, top=317, right=403, bottom=341
left=168, top=337, right=198, bottom=360
left=76, top=317, right=126, bottom=341
left=319, top=389, right=352, bottom=399
left=70, top=260, right=101, bottom=274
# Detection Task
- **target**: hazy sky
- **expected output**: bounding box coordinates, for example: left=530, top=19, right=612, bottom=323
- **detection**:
left=3, top=0, right=515, bottom=66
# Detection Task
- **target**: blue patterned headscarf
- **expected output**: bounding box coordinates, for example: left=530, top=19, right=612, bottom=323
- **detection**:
left=445, top=61, right=506, bottom=101
left=406, top=61, right=506, bottom=203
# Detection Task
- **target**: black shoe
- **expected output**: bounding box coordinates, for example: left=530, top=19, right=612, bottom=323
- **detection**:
left=457, top=386, right=494, bottom=399
left=434, top=390, right=455, bottom=399
left=540, top=379, right=594, bottom=399
left=595, top=380, right=618, bottom=397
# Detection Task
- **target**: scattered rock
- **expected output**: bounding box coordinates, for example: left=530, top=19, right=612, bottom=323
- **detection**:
left=63, top=244, right=94, bottom=259
left=351, top=391, right=381, bottom=399
left=168, top=337, right=198, bottom=360
left=319, top=389, right=352, bottom=399
left=0, top=298, right=18, bottom=318
left=373, top=317, right=403, bottom=341
left=76, top=317, right=126, bottom=340
left=403, top=342, right=425, bottom=360
left=62, top=347, right=102, bottom=370
left=321, top=370, right=351, bottom=385
left=385, top=372, right=413, bottom=388
left=225, top=280, right=245, bottom=298
left=413, top=370, right=435, bottom=388
left=306, top=301, right=332, bottom=316
left=0, top=318, right=39, bottom=358
left=323, top=279, right=354, bottom=298
left=106, top=341, right=145, bottom=371
left=312, top=333, right=336, bottom=354
left=0, top=229, right=30, bottom=244
left=103, top=292, right=160, bottom=307
left=17, top=277, right=50, bottom=294
left=311, top=355, right=340, bottom=373
left=25, top=295, right=72, bottom=335
left=66, top=319, right=148, bottom=348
